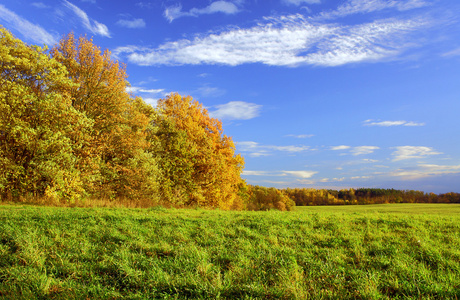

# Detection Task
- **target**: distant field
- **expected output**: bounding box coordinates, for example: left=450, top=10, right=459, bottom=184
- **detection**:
left=0, top=204, right=459, bottom=299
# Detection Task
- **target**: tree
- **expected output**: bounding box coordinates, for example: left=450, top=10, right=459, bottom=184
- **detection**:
left=151, top=93, right=245, bottom=209
left=0, top=27, right=91, bottom=201
left=50, top=33, right=159, bottom=200
left=246, top=186, right=295, bottom=211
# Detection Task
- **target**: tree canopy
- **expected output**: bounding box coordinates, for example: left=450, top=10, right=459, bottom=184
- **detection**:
left=0, top=27, right=246, bottom=208
left=152, top=93, right=245, bottom=209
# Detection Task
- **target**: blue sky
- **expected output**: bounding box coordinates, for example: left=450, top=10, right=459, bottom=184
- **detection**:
left=1, top=0, right=460, bottom=193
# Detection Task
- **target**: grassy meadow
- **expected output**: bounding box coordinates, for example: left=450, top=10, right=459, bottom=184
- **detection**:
left=0, top=204, right=459, bottom=299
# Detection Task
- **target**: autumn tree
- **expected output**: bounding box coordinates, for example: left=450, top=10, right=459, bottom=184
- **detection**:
left=246, top=186, right=295, bottom=211
left=151, top=93, right=245, bottom=209
left=50, top=33, right=159, bottom=200
left=0, top=27, right=92, bottom=201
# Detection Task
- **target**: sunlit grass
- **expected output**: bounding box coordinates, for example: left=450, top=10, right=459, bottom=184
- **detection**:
left=0, top=204, right=459, bottom=299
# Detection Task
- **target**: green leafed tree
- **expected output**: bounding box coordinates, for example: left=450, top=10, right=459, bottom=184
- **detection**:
left=0, top=27, right=92, bottom=201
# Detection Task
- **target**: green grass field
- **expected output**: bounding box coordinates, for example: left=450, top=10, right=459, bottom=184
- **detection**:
left=0, top=204, right=459, bottom=299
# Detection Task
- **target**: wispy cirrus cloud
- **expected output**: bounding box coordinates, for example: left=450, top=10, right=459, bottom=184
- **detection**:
left=116, top=18, right=146, bottom=29
left=389, top=163, right=460, bottom=180
left=114, top=13, right=428, bottom=67
left=351, top=146, right=380, bottom=156
left=237, top=141, right=311, bottom=157
left=31, top=2, right=49, bottom=9
left=320, top=175, right=371, bottom=183
left=243, top=170, right=272, bottom=176
left=210, top=101, right=262, bottom=120
left=285, top=134, right=315, bottom=138
left=392, top=146, right=442, bottom=161
left=63, top=0, right=110, bottom=37
left=194, top=86, right=226, bottom=98
left=331, top=145, right=379, bottom=155
left=243, top=170, right=318, bottom=178
left=442, top=47, right=460, bottom=57
left=319, top=0, right=431, bottom=20
left=282, top=0, right=321, bottom=6
left=0, top=4, right=57, bottom=45
left=363, top=119, right=425, bottom=126
left=164, top=1, right=240, bottom=22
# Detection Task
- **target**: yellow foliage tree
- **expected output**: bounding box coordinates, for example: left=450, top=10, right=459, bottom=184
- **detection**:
left=151, top=93, right=245, bottom=209
left=0, top=27, right=92, bottom=201
left=50, top=33, right=159, bottom=200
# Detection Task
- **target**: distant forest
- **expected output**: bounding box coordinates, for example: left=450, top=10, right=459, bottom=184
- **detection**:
left=1, top=26, right=458, bottom=211
left=283, top=187, right=460, bottom=206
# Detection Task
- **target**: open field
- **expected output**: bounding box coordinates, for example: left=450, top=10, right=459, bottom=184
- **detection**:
left=0, top=204, right=459, bottom=299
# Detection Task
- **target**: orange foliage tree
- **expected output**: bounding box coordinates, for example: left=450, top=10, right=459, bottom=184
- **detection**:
left=151, top=93, right=245, bottom=209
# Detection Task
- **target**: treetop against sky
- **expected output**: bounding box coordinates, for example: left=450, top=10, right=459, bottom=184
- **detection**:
left=1, top=0, right=460, bottom=193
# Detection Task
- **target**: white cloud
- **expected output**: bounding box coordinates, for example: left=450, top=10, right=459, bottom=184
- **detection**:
left=126, top=86, right=165, bottom=95
left=136, top=2, right=155, bottom=9
left=248, top=152, right=271, bottom=157
left=237, top=141, right=311, bottom=157
left=164, top=5, right=183, bottom=22
left=320, top=177, right=346, bottom=182
left=63, top=0, right=110, bottom=37
left=126, top=86, right=166, bottom=106
left=351, top=146, right=379, bottom=156
left=390, top=164, right=460, bottom=180
left=242, top=170, right=318, bottom=179
left=320, top=0, right=430, bottom=19
left=282, top=0, right=321, bottom=5
left=210, top=101, right=261, bottom=120
left=31, top=2, right=49, bottom=9
left=442, top=47, right=460, bottom=57
left=114, top=14, right=427, bottom=67
left=405, top=121, right=426, bottom=126
left=420, top=164, right=460, bottom=172
left=286, top=134, right=315, bottom=138
left=243, top=171, right=270, bottom=176
left=117, top=18, right=146, bottom=29
left=363, top=119, right=425, bottom=126
left=194, top=86, right=226, bottom=98
left=351, top=176, right=371, bottom=180
left=282, top=171, right=318, bottom=178
left=331, top=145, right=351, bottom=150
left=0, top=4, right=57, bottom=45
left=237, top=141, right=259, bottom=150
left=272, top=145, right=311, bottom=152
left=363, top=159, right=379, bottom=163
left=331, top=145, right=379, bottom=155
left=392, top=146, right=442, bottom=161
left=164, top=1, right=240, bottom=22
left=320, top=175, right=371, bottom=183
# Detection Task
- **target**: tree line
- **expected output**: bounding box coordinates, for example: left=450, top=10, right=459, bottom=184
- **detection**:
left=283, top=188, right=460, bottom=206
